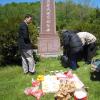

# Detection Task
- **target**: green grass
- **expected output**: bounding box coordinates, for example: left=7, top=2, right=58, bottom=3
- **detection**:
left=0, top=51, right=100, bottom=100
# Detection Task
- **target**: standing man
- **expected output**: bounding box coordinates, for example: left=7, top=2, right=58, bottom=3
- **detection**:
left=18, top=14, right=35, bottom=74
left=77, top=32, right=97, bottom=64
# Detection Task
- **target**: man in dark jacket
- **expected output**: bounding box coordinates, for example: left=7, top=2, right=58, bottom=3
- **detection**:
left=61, top=30, right=83, bottom=70
left=18, top=14, right=35, bottom=74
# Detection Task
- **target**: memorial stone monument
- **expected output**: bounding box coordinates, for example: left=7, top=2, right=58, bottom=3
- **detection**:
left=38, top=0, right=60, bottom=57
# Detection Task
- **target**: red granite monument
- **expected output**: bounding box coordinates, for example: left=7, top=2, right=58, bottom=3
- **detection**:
left=38, top=0, right=60, bottom=57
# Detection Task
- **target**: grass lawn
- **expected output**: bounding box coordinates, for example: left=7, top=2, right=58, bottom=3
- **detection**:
left=0, top=51, right=100, bottom=100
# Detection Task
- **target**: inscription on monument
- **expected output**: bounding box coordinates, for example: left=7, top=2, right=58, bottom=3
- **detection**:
left=38, top=0, right=60, bottom=57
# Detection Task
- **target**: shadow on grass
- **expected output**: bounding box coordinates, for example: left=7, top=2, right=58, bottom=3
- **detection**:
left=0, top=58, right=22, bottom=67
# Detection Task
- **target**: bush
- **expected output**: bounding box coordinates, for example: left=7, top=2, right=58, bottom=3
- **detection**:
left=0, top=3, right=39, bottom=65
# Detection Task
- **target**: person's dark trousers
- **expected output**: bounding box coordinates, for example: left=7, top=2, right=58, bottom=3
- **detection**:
left=62, top=46, right=70, bottom=67
left=84, top=42, right=96, bottom=63
left=70, top=53, right=78, bottom=70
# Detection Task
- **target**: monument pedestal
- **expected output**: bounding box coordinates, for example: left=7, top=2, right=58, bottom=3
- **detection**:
left=38, top=34, right=60, bottom=57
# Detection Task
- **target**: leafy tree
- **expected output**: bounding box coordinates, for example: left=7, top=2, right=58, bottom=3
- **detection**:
left=0, top=1, right=100, bottom=65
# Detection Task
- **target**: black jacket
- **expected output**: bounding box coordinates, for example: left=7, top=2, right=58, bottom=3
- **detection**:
left=18, top=22, right=32, bottom=50
left=62, top=31, right=83, bottom=55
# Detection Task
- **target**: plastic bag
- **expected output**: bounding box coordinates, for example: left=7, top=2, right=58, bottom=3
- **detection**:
left=32, top=80, right=40, bottom=87
left=64, top=70, right=73, bottom=78
left=91, top=59, right=100, bottom=72
left=24, top=87, right=44, bottom=100
left=24, top=87, right=35, bottom=96
left=31, top=89, right=44, bottom=100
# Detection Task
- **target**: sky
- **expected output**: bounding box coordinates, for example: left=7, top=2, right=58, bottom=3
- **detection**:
left=0, top=0, right=100, bottom=8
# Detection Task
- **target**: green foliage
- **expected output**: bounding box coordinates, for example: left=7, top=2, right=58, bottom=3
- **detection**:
left=0, top=2, right=100, bottom=65
left=0, top=2, right=40, bottom=65
left=56, top=1, right=100, bottom=45
left=28, top=23, right=39, bottom=48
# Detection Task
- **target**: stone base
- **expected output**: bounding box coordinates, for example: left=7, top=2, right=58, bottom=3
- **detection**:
left=38, top=34, right=61, bottom=57
left=38, top=53, right=60, bottom=58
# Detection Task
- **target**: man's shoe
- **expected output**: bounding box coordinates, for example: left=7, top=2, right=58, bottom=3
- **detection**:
left=29, top=71, right=36, bottom=75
